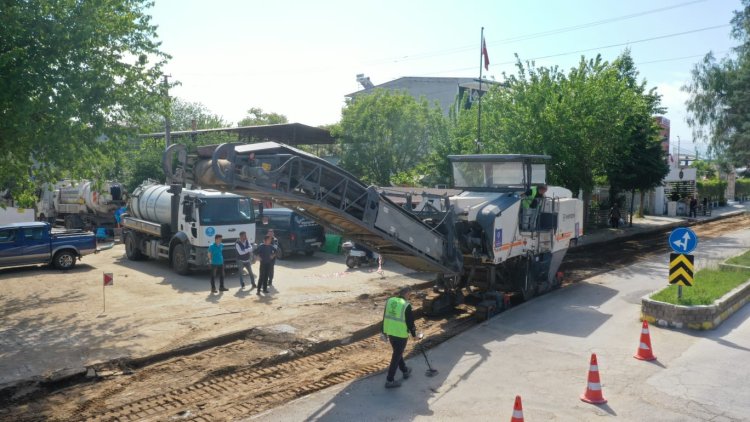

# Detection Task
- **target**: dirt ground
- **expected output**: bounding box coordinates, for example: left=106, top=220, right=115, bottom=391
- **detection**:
left=0, top=244, right=432, bottom=390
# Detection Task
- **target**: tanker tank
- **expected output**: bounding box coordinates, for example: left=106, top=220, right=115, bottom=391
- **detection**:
left=57, top=181, right=125, bottom=216
left=128, top=182, right=174, bottom=225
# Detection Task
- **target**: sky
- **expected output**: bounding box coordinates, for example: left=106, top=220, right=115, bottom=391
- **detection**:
left=148, top=0, right=744, bottom=158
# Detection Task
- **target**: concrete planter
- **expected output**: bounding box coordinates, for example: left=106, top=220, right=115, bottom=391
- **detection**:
left=641, top=262, right=750, bottom=330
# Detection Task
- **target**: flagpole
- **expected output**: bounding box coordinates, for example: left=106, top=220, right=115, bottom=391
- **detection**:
left=477, top=27, right=484, bottom=153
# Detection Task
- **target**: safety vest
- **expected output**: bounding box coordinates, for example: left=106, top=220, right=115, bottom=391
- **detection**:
left=383, top=297, right=408, bottom=338
left=522, top=186, right=538, bottom=209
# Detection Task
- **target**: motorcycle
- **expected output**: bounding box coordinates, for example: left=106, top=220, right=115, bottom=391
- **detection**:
left=342, top=241, right=381, bottom=269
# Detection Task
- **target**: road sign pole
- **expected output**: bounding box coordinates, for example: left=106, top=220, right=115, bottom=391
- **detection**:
left=103, top=283, right=106, bottom=313
left=677, top=285, right=682, bottom=300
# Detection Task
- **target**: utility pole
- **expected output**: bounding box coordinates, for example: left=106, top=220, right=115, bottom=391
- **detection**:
left=163, top=75, right=171, bottom=149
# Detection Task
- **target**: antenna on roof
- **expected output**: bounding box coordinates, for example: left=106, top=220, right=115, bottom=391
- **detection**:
left=356, top=74, right=374, bottom=89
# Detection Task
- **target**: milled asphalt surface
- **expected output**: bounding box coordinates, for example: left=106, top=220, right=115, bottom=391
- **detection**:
left=257, top=203, right=750, bottom=421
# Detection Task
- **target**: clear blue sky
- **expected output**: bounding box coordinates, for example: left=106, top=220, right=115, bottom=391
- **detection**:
left=149, top=0, right=742, bottom=157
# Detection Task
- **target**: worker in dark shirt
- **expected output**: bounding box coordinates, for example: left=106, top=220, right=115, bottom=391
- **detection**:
left=382, top=286, right=420, bottom=388
left=255, top=234, right=276, bottom=295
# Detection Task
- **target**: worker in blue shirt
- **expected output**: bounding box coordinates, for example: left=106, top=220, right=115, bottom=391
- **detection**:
left=208, top=234, right=227, bottom=293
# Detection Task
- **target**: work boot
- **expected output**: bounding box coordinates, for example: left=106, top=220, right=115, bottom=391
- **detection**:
left=402, top=367, right=412, bottom=379
left=385, top=379, right=401, bottom=389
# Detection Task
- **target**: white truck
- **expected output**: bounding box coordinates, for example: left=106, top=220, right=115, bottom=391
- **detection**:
left=121, top=181, right=255, bottom=274
left=37, top=180, right=127, bottom=230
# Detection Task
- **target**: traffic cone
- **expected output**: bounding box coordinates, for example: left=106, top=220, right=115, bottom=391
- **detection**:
left=510, top=395, right=524, bottom=422
left=580, top=353, right=607, bottom=404
left=634, top=320, right=656, bottom=361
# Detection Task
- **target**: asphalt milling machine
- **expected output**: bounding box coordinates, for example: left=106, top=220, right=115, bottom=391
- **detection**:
left=163, top=142, right=583, bottom=318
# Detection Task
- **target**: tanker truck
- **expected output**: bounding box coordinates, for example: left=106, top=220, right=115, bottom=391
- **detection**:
left=121, top=180, right=255, bottom=274
left=37, top=180, right=127, bottom=230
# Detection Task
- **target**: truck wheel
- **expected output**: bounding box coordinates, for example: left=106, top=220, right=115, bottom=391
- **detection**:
left=171, top=244, right=190, bottom=275
left=53, top=250, right=76, bottom=270
left=124, top=233, right=144, bottom=261
left=346, top=256, right=357, bottom=268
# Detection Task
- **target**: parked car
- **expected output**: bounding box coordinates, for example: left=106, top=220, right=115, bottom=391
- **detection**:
left=0, top=222, right=99, bottom=270
left=256, top=208, right=325, bottom=258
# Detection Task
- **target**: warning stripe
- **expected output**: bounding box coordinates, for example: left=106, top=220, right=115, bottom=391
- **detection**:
left=670, top=254, right=694, bottom=270
left=669, top=267, right=693, bottom=283
left=500, top=240, right=525, bottom=251
left=555, top=232, right=572, bottom=241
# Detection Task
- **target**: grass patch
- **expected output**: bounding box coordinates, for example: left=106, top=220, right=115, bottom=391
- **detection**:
left=727, top=250, right=750, bottom=267
left=651, top=268, right=750, bottom=306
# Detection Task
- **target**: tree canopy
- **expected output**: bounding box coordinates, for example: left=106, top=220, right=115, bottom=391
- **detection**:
left=684, top=0, right=750, bottom=168
left=0, top=0, right=169, bottom=196
left=237, top=107, right=288, bottom=127
left=333, top=90, right=448, bottom=186
left=447, top=52, right=666, bottom=205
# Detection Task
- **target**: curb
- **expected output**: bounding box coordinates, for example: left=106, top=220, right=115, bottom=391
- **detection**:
left=641, top=279, right=750, bottom=330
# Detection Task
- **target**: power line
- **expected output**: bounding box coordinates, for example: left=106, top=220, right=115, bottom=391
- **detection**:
left=636, top=51, right=728, bottom=66
left=418, top=23, right=729, bottom=76
left=365, top=0, right=708, bottom=65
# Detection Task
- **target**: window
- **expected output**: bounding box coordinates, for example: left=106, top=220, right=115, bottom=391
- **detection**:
left=199, top=197, right=255, bottom=225
left=0, top=229, right=16, bottom=243
left=24, top=227, right=45, bottom=240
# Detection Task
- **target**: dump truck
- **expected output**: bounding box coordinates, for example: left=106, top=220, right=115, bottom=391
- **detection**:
left=121, top=180, right=256, bottom=274
left=163, top=142, right=583, bottom=316
left=36, top=180, right=127, bottom=230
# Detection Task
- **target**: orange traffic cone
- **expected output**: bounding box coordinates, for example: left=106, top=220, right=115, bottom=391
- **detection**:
left=634, top=320, right=656, bottom=361
left=510, top=395, right=524, bottom=422
left=580, top=353, right=607, bottom=404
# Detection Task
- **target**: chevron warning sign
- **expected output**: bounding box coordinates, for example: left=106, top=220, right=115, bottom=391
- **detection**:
left=669, top=253, right=694, bottom=287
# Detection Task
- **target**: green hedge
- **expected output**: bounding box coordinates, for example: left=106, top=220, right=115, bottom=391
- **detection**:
left=696, top=179, right=727, bottom=202
left=737, top=178, right=750, bottom=197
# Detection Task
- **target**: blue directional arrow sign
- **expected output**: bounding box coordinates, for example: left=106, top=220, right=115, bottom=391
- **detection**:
left=669, top=227, right=698, bottom=254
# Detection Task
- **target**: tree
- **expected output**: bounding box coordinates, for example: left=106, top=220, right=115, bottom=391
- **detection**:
left=237, top=107, right=288, bottom=127
left=0, top=0, right=169, bottom=197
left=684, top=0, right=750, bottom=168
left=124, top=99, right=231, bottom=190
left=332, top=90, right=447, bottom=186
left=139, top=98, right=230, bottom=133
left=606, top=52, right=669, bottom=221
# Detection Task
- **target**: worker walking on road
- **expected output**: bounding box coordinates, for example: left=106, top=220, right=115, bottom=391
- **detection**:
left=208, top=234, right=227, bottom=294
left=382, top=287, right=419, bottom=388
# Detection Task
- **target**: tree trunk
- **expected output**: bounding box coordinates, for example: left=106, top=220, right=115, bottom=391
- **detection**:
left=638, top=190, right=646, bottom=218
left=629, top=190, right=636, bottom=227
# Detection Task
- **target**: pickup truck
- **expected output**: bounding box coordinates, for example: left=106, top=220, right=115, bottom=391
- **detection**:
left=0, top=222, right=98, bottom=270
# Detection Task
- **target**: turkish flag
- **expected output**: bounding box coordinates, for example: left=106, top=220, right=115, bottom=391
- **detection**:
left=482, top=37, right=490, bottom=71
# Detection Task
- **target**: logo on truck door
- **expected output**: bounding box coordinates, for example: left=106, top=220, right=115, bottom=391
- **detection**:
left=205, top=227, right=215, bottom=237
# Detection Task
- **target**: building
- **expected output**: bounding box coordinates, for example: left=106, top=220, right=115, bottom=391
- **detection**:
left=346, top=76, right=502, bottom=116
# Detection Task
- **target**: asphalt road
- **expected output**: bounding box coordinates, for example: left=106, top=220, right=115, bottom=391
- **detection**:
left=257, top=227, right=750, bottom=421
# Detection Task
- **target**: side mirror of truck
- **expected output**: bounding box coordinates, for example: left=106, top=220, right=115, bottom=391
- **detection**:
left=183, top=202, right=194, bottom=222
